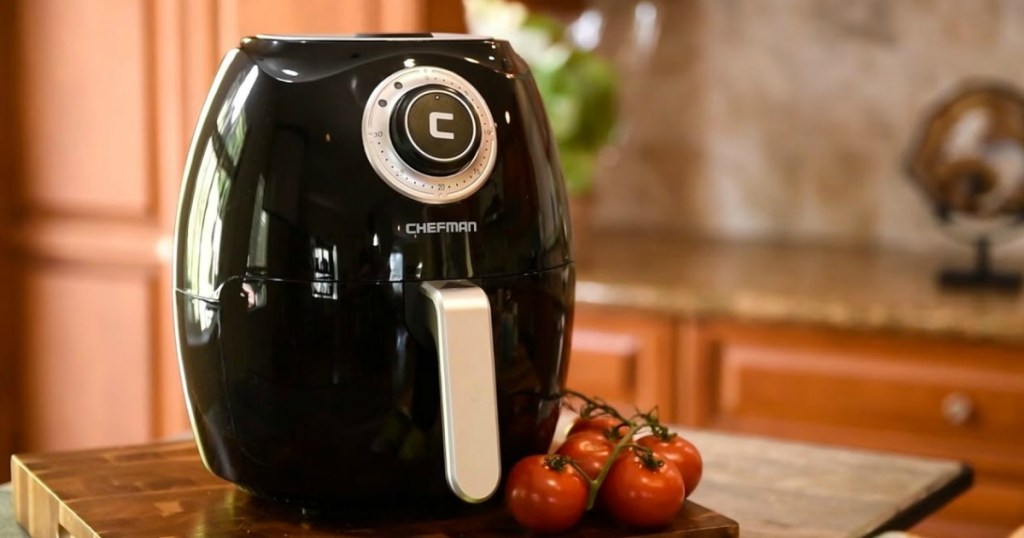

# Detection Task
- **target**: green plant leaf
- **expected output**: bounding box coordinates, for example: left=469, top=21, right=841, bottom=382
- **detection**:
left=465, top=0, right=619, bottom=196
left=559, top=147, right=598, bottom=197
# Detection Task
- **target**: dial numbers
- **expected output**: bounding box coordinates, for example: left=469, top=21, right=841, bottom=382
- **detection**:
left=362, top=67, right=498, bottom=204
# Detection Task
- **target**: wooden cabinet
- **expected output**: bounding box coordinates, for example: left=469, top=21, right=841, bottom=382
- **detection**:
left=681, top=322, right=1024, bottom=460
left=217, top=0, right=465, bottom=52
left=0, top=0, right=466, bottom=480
left=0, top=0, right=13, bottom=485
left=675, top=320, right=1024, bottom=537
left=568, top=312, right=1024, bottom=537
left=568, top=306, right=676, bottom=420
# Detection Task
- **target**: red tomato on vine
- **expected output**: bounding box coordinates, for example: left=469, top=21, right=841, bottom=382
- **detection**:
left=556, top=430, right=615, bottom=480
left=637, top=433, right=703, bottom=497
left=568, top=414, right=631, bottom=440
left=505, top=454, right=588, bottom=533
left=599, top=448, right=685, bottom=528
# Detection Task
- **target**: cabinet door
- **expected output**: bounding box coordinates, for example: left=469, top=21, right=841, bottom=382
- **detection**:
left=11, top=0, right=184, bottom=454
left=0, top=0, right=14, bottom=483
left=568, top=306, right=675, bottom=420
left=680, top=319, right=1024, bottom=537
left=216, top=0, right=466, bottom=51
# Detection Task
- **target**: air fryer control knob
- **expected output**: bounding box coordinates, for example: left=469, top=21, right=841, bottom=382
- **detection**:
left=363, top=67, right=498, bottom=204
left=390, top=85, right=481, bottom=176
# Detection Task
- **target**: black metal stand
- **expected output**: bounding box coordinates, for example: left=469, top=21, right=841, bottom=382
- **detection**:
left=938, top=237, right=1022, bottom=291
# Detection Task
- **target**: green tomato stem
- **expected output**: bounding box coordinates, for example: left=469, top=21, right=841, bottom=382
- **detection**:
left=562, top=389, right=631, bottom=424
left=560, top=388, right=671, bottom=510
left=584, top=422, right=643, bottom=511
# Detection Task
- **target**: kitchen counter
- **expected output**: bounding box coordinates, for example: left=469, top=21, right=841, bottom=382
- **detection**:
left=0, top=484, right=18, bottom=538
left=575, top=233, right=1024, bottom=343
left=6, top=427, right=970, bottom=538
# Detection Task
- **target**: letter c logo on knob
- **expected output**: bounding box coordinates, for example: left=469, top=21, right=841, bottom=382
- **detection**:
left=429, top=112, right=456, bottom=140
left=362, top=66, right=497, bottom=204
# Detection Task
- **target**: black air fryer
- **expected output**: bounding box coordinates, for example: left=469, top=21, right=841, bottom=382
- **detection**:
left=172, top=34, right=574, bottom=505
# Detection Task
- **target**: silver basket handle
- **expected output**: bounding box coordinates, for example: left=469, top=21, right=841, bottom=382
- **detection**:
left=420, top=280, right=501, bottom=503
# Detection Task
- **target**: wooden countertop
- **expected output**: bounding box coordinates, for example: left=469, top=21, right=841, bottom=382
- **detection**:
left=7, top=427, right=970, bottom=538
left=574, top=233, right=1024, bottom=343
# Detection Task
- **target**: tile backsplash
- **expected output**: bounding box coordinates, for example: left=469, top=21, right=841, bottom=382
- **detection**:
left=590, top=0, right=1024, bottom=257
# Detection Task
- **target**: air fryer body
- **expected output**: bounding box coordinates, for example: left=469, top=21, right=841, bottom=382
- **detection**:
left=173, top=35, right=574, bottom=504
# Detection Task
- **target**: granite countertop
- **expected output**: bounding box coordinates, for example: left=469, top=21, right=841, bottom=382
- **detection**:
left=0, top=483, right=20, bottom=538
left=574, top=233, right=1024, bottom=343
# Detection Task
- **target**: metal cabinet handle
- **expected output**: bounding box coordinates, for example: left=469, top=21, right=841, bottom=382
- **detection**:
left=941, top=392, right=974, bottom=426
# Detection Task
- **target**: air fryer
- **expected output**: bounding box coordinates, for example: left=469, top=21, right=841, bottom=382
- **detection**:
left=172, top=33, right=575, bottom=505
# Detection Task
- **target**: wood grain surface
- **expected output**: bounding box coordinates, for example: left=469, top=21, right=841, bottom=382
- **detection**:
left=11, top=441, right=738, bottom=538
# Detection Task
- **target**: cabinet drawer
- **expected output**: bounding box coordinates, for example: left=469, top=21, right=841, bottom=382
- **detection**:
left=567, top=307, right=675, bottom=420
left=719, top=343, right=1024, bottom=454
left=567, top=329, right=638, bottom=411
left=683, top=322, right=1024, bottom=477
left=680, top=320, right=1024, bottom=536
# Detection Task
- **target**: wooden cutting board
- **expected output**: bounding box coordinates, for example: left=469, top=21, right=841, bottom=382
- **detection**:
left=11, top=441, right=738, bottom=537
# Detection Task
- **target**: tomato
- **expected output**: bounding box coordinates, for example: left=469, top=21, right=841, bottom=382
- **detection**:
left=556, top=430, right=615, bottom=479
left=598, top=448, right=684, bottom=528
left=567, top=415, right=630, bottom=439
left=505, top=454, right=588, bottom=533
left=637, top=433, right=703, bottom=498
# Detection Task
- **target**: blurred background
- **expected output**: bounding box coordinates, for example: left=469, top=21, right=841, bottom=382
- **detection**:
left=2, top=1, right=1024, bottom=536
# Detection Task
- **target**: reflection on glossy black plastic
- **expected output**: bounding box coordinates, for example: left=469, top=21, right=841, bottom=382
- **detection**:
left=177, top=267, right=573, bottom=503
left=173, top=35, right=574, bottom=504
left=175, top=36, right=571, bottom=296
